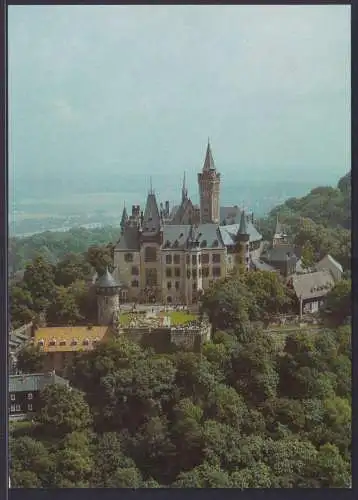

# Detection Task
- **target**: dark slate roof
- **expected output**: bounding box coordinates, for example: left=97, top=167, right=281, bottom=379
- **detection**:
left=162, top=224, right=225, bottom=250
left=290, top=271, right=335, bottom=300
left=115, top=226, right=140, bottom=251
left=171, top=198, right=194, bottom=225
left=202, top=141, right=216, bottom=171
left=95, top=268, right=120, bottom=288
left=9, top=373, right=69, bottom=393
left=251, top=257, right=277, bottom=272
left=238, top=211, right=248, bottom=235
left=261, top=244, right=299, bottom=263
left=142, top=192, right=161, bottom=232
left=219, top=222, right=262, bottom=245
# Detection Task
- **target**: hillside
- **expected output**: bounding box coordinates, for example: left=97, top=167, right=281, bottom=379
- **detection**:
left=258, top=172, right=351, bottom=270
left=9, top=226, right=120, bottom=275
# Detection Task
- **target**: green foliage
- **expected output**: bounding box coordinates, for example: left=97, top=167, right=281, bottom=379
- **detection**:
left=16, top=343, right=46, bottom=374
left=321, top=279, right=351, bottom=326
left=35, top=384, right=92, bottom=436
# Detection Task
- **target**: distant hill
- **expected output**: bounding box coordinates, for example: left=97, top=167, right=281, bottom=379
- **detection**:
left=9, top=226, right=120, bottom=275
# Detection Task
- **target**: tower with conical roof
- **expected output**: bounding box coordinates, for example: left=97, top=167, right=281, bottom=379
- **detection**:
left=120, top=204, right=128, bottom=235
left=197, top=139, right=221, bottom=224
left=95, top=268, right=121, bottom=325
left=235, top=210, right=250, bottom=273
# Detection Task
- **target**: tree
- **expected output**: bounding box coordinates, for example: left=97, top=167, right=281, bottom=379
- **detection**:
left=16, top=343, right=46, bottom=374
left=9, top=282, right=34, bottom=328
left=35, top=384, right=92, bottom=436
left=321, top=279, right=351, bottom=326
left=10, top=436, right=55, bottom=488
left=201, top=277, right=250, bottom=332
left=172, top=462, right=232, bottom=488
left=54, top=253, right=93, bottom=287
left=231, top=462, right=273, bottom=488
left=23, top=255, right=55, bottom=314
left=300, top=241, right=315, bottom=270
left=85, top=245, right=113, bottom=275
left=47, top=285, right=84, bottom=325
left=314, top=444, right=351, bottom=488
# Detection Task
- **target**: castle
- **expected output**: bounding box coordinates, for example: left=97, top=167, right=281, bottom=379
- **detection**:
left=110, top=141, right=263, bottom=306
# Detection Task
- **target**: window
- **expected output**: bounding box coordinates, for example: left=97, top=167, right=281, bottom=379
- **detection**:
left=10, top=405, right=15, bottom=412
left=174, top=267, right=180, bottom=277
left=202, top=267, right=210, bottom=278
left=186, top=255, right=190, bottom=265
left=193, top=282, right=197, bottom=291
left=175, top=281, right=180, bottom=290
left=187, top=270, right=191, bottom=279
left=167, top=296, right=172, bottom=303
left=131, top=266, right=139, bottom=276
left=198, top=254, right=201, bottom=264
left=192, top=269, right=197, bottom=279
left=167, top=281, right=172, bottom=290
left=124, top=253, right=133, bottom=262
left=144, top=247, right=157, bottom=262
left=209, top=280, right=214, bottom=287
left=202, top=254, right=209, bottom=264
left=15, top=405, right=20, bottom=412
left=212, top=253, right=221, bottom=263
left=10, top=394, right=15, bottom=401
left=145, top=268, right=157, bottom=287
left=166, top=268, right=172, bottom=278
left=174, top=254, right=180, bottom=265
left=28, top=404, right=33, bottom=411
left=192, top=255, right=197, bottom=265
left=27, top=393, right=33, bottom=400
left=166, top=254, right=172, bottom=265
left=213, top=266, right=221, bottom=278
left=131, top=280, right=139, bottom=288
left=199, top=269, right=202, bottom=278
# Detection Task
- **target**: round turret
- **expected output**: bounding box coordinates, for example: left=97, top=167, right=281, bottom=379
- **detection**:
left=95, top=268, right=121, bottom=325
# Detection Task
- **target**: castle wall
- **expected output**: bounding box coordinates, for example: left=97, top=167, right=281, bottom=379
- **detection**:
left=114, top=250, right=141, bottom=300
left=98, top=294, right=119, bottom=325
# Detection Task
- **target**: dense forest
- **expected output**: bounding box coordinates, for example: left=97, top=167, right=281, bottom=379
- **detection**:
left=9, top=173, right=351, bottom=488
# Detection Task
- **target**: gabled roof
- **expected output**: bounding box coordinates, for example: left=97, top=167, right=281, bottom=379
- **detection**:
left=290, top=270, right=335, bottom=300
left=171, top=198, right=194, bottom=225
left=9, top=373, right=69, bottom=393
left=316, top=254, right=343, bottom=273
left=261, top=244, right=300, bottom=263
left=120, top=205, right=128, bottom=229
left=251, top=257, right=277, bottom=272
left=162, top=224, right=225, bottom=250
left=202, top=140, right=216, bottom=171
left=219, top=222, right=262, bottom=245
left=142, top=192, right=161, bottom=232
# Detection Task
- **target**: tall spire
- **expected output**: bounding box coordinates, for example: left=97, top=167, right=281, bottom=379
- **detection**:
left=149, top=176, right=153, bottom=195
left=238, top=210, right=249, bottom=236
left=202, top=138, right=215, bottom=171
left=120, top=203, right=128, bottom=233
left=182, top=171, right=188, bottom=202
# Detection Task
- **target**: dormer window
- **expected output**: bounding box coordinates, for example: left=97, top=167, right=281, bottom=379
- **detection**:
left=71, top=339, right=78, bottom=346
left=83, top=338, right=89, bottom=346
left=38, top=339, right=44, bottom=346
left=213, top=240, right=219, bottom=247
left=59, top=340, right=66, bottom=346
left=179, top=233, right=183, bottom=238
left=201, top=240, right=207, bottom=248
left=49, top=339, right=56, bottom=346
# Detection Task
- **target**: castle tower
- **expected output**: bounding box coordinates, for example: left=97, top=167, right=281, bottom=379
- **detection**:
left=235, top=211, right=250, bottom=273
left=198, top=140, right=221, bottom=224
left=95, top=268, right=121, bottom=325
left=120, top=203, right=128, bottom=235
left=272, top=215, right=287, bottom=247
left=182, top=171, right=188, bottom=203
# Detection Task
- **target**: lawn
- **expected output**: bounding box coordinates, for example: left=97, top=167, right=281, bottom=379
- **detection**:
left=119, top=311, right=197, bottom=327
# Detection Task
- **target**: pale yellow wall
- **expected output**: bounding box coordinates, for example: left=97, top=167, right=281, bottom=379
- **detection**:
left=114, top=250, right=141, bottom=300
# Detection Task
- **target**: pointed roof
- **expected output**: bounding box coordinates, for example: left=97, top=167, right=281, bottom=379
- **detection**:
left=95, top=268, right=120, bottom=289
left=202, top=139, right=216, bottom=171
left=274, top=215, right=284, bottom=236
left=237, top=210, right=249, bottom=236
left=142, top=190, right=161, bottom=232
left=120, top=204, right=128, bottom=229
left=182, top=171, right=188, bottom=201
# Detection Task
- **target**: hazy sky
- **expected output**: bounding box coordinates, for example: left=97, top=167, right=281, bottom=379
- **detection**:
left=8, top=5, right=350, bottom=197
